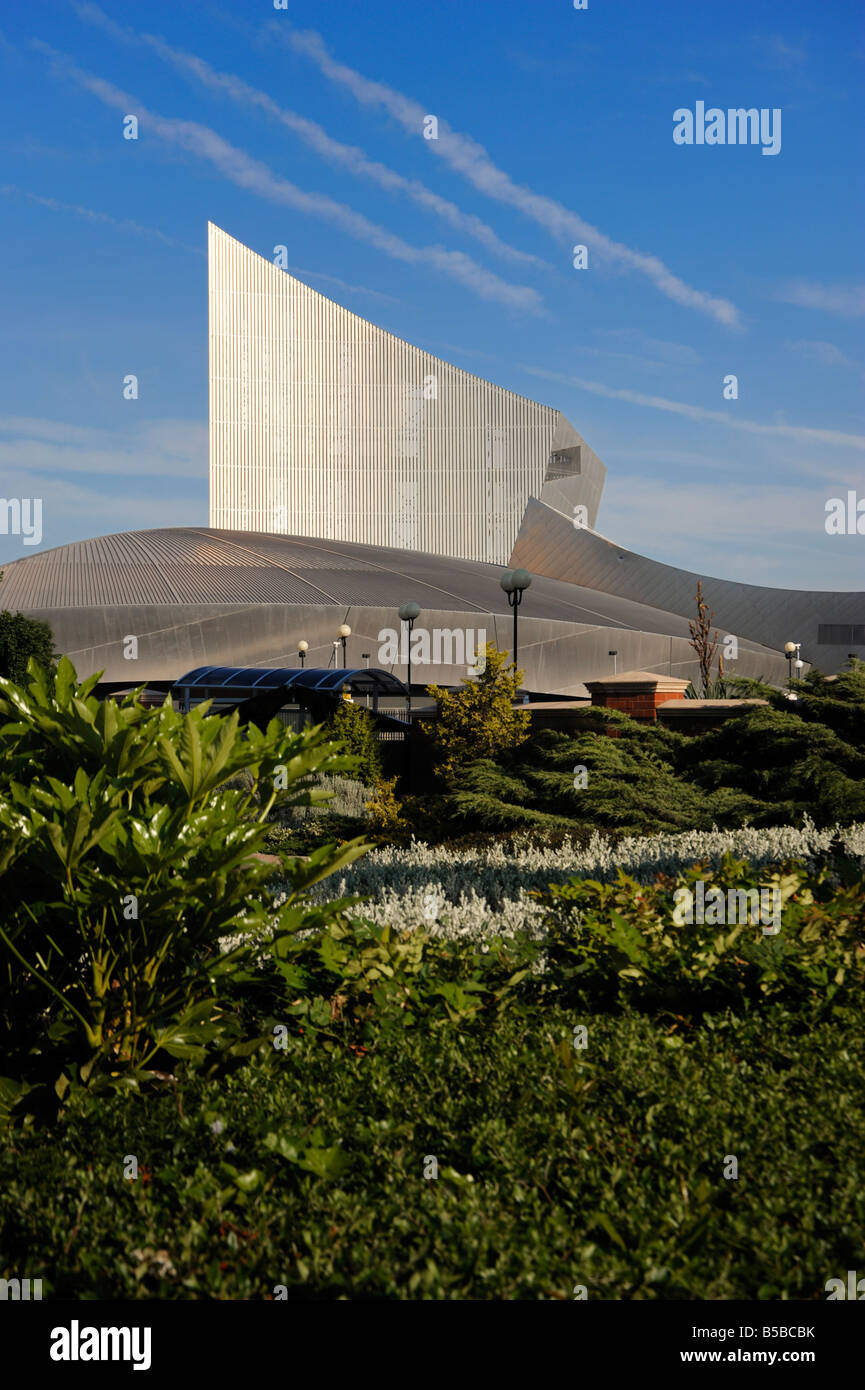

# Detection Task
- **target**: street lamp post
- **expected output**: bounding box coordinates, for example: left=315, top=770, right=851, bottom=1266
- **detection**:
left=609, top=649, right=618, bottom=676
left=398, top=601, right=421, bottom=719
left=499, top=568, right=532, bottom=670
left=338, top=623, right=352, bottom=669
left=297, top=640, right=308, bottom=669
left=784, top=641, right=801, bottom=690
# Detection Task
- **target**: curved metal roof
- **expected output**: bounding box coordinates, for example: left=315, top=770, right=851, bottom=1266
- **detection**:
left=510, top=497, right=865, bottom=663
left=0, top=524, right=716, bottom=637
left=0, top=525, right=821, bottom=689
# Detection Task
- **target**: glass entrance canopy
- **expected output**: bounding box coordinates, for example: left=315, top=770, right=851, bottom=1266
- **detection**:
left=173, top=665, right=408, bottom=703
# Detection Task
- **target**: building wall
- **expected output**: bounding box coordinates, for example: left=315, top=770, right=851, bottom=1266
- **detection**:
left=11, top=601, right=788, bottom=694
left=208, top=223, right=603, bottom=564
left=510, top=498, right=865, bottom=674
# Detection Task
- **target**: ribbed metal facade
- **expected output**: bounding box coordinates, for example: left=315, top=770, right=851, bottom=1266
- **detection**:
left=208, top=222, right=571, bottom=564
left=510, top=497, right=865, bottom=670
left=0, top=525, right=793, bottom=689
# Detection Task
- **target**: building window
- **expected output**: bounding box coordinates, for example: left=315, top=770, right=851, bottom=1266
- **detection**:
left=817, top=624, right=865, bottom=645
left=545, top=446, right=581, bottom=481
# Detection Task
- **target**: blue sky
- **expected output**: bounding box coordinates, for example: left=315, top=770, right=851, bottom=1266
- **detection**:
left=0, top=0, right=862, bottom=588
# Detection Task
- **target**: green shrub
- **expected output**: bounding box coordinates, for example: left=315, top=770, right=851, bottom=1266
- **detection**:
left=364, top=775, right=406, bottom=836
left=324, top=700, right=382, bottom=787
left=408, top=668, right=865, bottom=841
left=532, top=852, right=865, bottom=1017
left=1, top=797, right=862, bottom=1298
left=424, top=643, right=530, bottom=784
left=679, top=705, right=865, bottom=825
left=1, top=1001, right=861, bottom=1299
left=416, top=717, right=763, bottom=837
left=0, top=609, right=56, bottom=684
left=0, top=658, right=370, bottom=1111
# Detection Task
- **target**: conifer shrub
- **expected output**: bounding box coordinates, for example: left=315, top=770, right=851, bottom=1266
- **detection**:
left=324, top=697, right=383, bottom=788
left=424, top=643, right=530, bottom=783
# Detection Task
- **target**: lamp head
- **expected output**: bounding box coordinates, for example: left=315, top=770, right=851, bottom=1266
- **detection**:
left=297, top=641, right=309, bottom=653
left=338, top=624, right=352, bottom=639
left=399, top=601, right=421, bottom=622
left=499, top=571, right=515, bottom=593
left=784, top=641, right=798, bottom=655
left=511, top=568, right=532, bottom=592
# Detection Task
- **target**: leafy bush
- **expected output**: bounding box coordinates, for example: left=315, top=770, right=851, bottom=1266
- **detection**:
left=531, top=853, right=865, bottom=1017
left=364, top=775, right=406, bottom=836
left=679, top=705, right=865, bottom=826
left=424, top=643, right=530, bottom=783
left=0, top=608, right=56, bottom=683
left=405, top=714, right=761, bottom=838
left=306, top=818, right=865, bottom=945
left=0, top=659, right=369, bottom=1111
left=1, top=770, right=862, bottom=1298
left=794, top=657, right=865, bottom=749
left=1, top=1001, right=861, bottom=1299
left=409, top=663, right=865, bottom=839
left=264, top=774, right=372, bottom=851
left=324, top=700, right=382, bottom=787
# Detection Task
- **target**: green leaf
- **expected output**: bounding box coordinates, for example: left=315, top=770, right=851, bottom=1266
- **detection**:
left=592, top=1212, right=626, bottom=1249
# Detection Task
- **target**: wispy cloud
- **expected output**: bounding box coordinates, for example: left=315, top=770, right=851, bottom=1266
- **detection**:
left=284, top=267, right=400, bottom=303
left=787, top=339, right=864, bottom=378
left=602, top=328, right=703, bottom=367
left=547, top=342, right=697, bottom=375
left=1, top=183, right=204, bottom=255
left=282, top=26, right=742, bottom=328
left=523, top=367, right=865, bottom=451
left=35, top=43, right=545, bottom=316
left=0, top=415, right=207, bottom=477
left=776, top=280, right=865, bottom=318
left=602, top=475, right=861, bottom=590
left=73, top=2, right=548, bottom=271
left=0, top=473, right=203, bottom=562
left=752, top=33, right=808, bottom=70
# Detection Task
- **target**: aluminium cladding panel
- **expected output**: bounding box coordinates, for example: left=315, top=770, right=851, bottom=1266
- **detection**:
left=510, top=497, right=865, bottom=671
left=208, top=223, right=558, bottom=565
left=32, top=599, right=791, bottom=692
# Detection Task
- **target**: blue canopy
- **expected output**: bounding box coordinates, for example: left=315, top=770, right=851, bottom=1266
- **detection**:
left=173, top=665, right=408, bottom=699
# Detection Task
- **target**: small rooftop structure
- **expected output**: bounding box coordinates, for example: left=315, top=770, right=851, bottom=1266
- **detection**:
left=517, top=698, right=591, bottom=733
left=657, top=698, right=769, bottom=732
left=583, top=670, right=690, bottom=722
left=659, top=698, right=770, bottom=715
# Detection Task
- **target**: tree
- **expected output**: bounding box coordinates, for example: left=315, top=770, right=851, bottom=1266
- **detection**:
left=0, top=607, right=56, bottom=684
left=325, top=693, right=383, bottom=786
left=678, top=701, right=865, bottom=826
left=424, top=642, right=531, bottom=782
left=687, top=581, right=722, bottom=697
left=365, top=776, right=406, bottom=836
left=422, top=715, right=761, bottom=837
